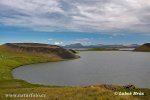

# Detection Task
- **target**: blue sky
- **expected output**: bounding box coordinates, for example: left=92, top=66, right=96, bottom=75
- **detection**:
left=0, top=0, right=150, bottom=45
left=0, top=26, right=149, bottom=45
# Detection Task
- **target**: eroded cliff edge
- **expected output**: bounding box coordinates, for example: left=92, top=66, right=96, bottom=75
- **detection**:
left=4, top=43, right=78, bottom=59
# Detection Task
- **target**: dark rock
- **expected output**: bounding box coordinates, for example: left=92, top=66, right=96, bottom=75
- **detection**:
left=123, top=85, right=135, bottom=89
left=103, top=84, right=116, bottom=91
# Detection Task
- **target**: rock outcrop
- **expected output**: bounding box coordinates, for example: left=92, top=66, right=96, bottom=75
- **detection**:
left=4, top=43, right=78, bottom=59
left=123, top=84, right=135, bottom=89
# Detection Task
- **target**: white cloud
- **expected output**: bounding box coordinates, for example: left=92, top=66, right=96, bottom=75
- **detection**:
left=0, top=0, right=150, bottom=35
left=54, top=42, right=63, bottom=45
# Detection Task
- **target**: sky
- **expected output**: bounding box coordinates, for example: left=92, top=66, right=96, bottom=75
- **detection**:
left=0, top=0, right=150, bottom=45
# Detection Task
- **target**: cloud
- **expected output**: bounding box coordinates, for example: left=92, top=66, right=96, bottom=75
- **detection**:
left=0, top=0, right=150, bottom=35
left=54, top=42, right=63, bottom=45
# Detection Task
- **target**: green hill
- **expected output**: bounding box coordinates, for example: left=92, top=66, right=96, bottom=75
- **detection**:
left=4, top=43, right=78, bottom=59
left=134, top=43, right=150, bottom=52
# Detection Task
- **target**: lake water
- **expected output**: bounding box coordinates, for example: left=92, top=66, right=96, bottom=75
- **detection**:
left=12, top=51, right=150, bottom=88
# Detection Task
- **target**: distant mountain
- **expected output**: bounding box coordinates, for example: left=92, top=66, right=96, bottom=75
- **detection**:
left=126, top=44, right=140, bottom=48
left=64, top=43, right=84, bottom=48
left=134, top=43, right=150, bottom=52
left=64, top=43, right=140, bottom=49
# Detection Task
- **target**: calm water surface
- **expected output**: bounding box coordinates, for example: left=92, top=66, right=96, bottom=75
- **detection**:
left=12, top=51, right=150, bottom=88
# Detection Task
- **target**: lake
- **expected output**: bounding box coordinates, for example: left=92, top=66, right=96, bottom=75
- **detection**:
left=12, top=51, right=150, bottom=88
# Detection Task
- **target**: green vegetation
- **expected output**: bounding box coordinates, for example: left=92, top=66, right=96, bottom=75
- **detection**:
left=135, top=43, right=150, bottom=52
left=0, top=45, right=62, bottom=81
left=0, top=45, right=149, bottom=100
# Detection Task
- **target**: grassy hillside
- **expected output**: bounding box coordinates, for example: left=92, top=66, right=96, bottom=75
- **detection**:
left=5, top=43, right=78, bottom=59
left=0, top=45, right=63, bottom=81
left=135, top=43, right=150, bottom=52
left=0, top=44, right=149, bottom=100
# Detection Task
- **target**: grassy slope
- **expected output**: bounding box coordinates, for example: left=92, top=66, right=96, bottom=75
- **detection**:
left=135, top=45, right=150, bottom=52
left=0, top=45, right=149, bottom=100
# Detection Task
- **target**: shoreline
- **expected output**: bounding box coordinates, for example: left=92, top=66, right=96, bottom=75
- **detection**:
left=0, top=45, right=150, bottom=100
left=11, top=51, right=149, bottom=88
left=1, top=49, right=149, bottom=88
